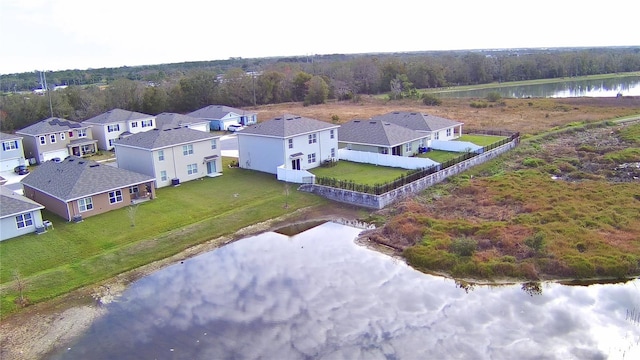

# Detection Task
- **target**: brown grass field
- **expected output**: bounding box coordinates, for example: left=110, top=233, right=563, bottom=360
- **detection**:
left=249, top=95, right=640, bottom=135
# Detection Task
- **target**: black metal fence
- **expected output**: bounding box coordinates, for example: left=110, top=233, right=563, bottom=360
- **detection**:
left=315, top=132, right=520, bottom=195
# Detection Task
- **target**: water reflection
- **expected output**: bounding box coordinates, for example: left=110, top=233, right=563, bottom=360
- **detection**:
left=51, top=222, right=640, bottom=360
left=435, top=76, right=640, bottom=98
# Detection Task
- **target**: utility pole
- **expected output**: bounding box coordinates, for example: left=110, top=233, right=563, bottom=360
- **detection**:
left=40, top=71, right=54, bottom=117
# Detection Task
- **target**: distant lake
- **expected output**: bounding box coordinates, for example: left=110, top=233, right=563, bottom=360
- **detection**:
left=434, top=75, right=640, bottom=99
left=50, top=222, right=640, bottom=360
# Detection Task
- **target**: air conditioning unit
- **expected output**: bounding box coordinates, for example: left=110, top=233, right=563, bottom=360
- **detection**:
left=72, top=215, right=83, bottom=223
left=171, top=178, right=180, bottom=186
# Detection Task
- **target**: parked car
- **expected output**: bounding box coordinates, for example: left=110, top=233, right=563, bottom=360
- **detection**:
left=227, top=124, right=244, bottom=132
left=14, top=165, right=29, bottom=175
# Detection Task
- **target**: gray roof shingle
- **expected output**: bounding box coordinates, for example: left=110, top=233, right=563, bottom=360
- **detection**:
left=238, top=114, right=338, bottom=138
left=0, top=186, right=44, bottom=219
left=154, top=113, right=207, bottom=130
left=21, top=156, right=154, bottom=201
left=187, top=105, right=255, bottom=119
left=82, top=108, right=154, bottom=125
left=113, top=127, right=217, bottom=150
left=16, top=117, right=85, bottom=136
left=338, top=119, right=426, bottom=147
left=371, top=111, right=462, bottom=132
left=0, top=132, right=22, bottom=141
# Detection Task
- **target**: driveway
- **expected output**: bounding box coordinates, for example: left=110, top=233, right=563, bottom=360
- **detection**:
left=0, top=170, right=28, bottom=194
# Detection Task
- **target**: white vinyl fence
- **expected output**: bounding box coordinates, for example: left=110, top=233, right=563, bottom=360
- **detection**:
left=338, top=148, right=439, bottom=170
left=430, top=140, right=483, bottom=153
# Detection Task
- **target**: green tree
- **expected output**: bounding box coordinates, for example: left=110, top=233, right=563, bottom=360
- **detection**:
left=304, top=76, right=329, bottom=105
left=292, top=71, right=312, bottom=102
left=142, top=86, right=169, bottom=114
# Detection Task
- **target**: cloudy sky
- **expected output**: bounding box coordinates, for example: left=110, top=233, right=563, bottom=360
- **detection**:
left=1, top=0, right=638, bottom=75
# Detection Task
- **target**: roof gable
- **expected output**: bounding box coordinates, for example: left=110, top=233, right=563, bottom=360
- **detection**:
left=16, top=117, right=84, bottom=136
left=21, top=156, right=154, bottom=201
left=238, top=114, right=338, bottom=138
left=338, top=119, right=426, bottom=146
left=371, top=111, right=463, bottom=132
left=0, top=132, right=23, bottom=141
left=0, top=187, right=43, bottom=219
left=113, top=127, right=217, bottom=150
left=83, top=108, right=154, bottom=125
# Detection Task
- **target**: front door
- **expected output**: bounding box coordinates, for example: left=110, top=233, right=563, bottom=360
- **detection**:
left=206, top=161, right=216, bottom=175
left=291, top=158, right=301, bottom=170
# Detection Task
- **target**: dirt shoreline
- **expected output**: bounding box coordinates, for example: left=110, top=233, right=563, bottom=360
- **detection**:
left=0, top=203, right=365, bottom=360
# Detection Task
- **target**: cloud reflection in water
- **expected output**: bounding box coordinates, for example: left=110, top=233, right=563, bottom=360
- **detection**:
left=54, top=222, right=640, bottom=360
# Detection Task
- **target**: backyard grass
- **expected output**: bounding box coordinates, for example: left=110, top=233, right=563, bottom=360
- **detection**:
left=417, top=150, right=461, bottom=163
left=309, top=161, right=409, bottom=185
left=457, top=134, right=507, bottom=146
left=0, top=158, right=327, bottom=317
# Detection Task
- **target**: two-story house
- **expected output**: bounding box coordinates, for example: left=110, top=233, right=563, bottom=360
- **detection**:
left=154, top=112, right=210, bottom=132
left=83, top=108, right=156, bottom=150
left=187, top=105, right=257, bottom=131
left=0, top=186, right=45, bottom=241
left=15, top=118, right=97, bottom=164
left=0, top=132, right=27, bottom=172
left=114, top=127, right=222, bottom=188
left=236, top=114, right=339, bottom=182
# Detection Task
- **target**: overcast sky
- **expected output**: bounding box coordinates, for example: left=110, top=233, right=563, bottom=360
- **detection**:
left=1, top=0, right=638, bottom=75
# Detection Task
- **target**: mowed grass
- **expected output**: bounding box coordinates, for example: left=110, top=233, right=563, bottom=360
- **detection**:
left=457, top=134, right=508, bottom=146
left=309, top=161, right=408, bottom=185
left=0, top=158, right=327, bottom=317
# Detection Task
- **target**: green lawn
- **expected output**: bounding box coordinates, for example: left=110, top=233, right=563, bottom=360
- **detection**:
left=457, top=134, right=507, bottom=146
left=0, top=158, right=327, bottom=317
left=417, top=150, right=461, bottom=163
left=310, top=161, right=409, bottom=185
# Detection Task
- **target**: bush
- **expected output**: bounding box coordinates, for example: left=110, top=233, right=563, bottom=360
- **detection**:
left=524, top=232, right=546, bottom=254
left=486, top=91, right=502, bottom=102
left=470, top=101, right=488, bottom=108
left=422, top=93, right=442, bottom=106
left=522, top=157, right=545, bottom=167
left=450, top=237, right=477, bottom=257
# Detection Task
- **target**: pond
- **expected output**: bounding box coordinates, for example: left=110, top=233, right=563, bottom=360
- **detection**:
left=48, top=222, right=640, bottom=360
left=434, top=75, right=640, bottom=99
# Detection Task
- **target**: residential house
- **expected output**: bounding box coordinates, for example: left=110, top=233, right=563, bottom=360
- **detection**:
left=0, top=132, right=27, bottom=172
left=370, top=111, right=463, bottom=145
left=154, top=112, right=210, bottom=132
left=21, top=156, right=156, bottom=221
left=187, top=105, right=257, bottom=131
left=0, top=186, right=45, bottom=241
left=15, top=117, right=97, bottom=164
left=338, top=119, right=430, bottom=156
left=236, top=114, right=339, bottom=177
left=83, top=108, right=156, bottom=150
left=114, top=127, right=222, bottom=188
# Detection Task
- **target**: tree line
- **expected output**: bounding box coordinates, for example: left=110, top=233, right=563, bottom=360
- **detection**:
left=1, top=47, right=639, bottom=132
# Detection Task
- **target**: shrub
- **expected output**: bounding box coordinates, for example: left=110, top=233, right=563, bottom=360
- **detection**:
left=486, top=91, right=502, bottom=102
left=422, top=93, right=442, bottom=106
left=450, top=237, right=477, bottom=257
left=524, top=232, right=546, bottom=254
left=522, top=157, right=545, bottom=167
left=470, top=101, right=488, bottom=108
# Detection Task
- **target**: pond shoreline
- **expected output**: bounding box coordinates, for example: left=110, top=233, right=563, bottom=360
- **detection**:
left=0, top=203, right=364, bottom=360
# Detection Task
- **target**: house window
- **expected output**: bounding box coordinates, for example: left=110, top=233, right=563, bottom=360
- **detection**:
left=158, top=150, right=165, bottom=161
left=60, top=132, right=65, bottom=140
left=160, top=170, right=167, bottom=181
left=183, top=144, right=193, bottom=156
left=108, top=190, right=123, bottom=204
left=77, top=129, right=87, bottom=138
left=39, top=136, right=46, bottom=145
left=2, top=141, right=18, bottom=151
left=142, top=119, right=153, bottom=128
left=288, top=139, right=293, bottom=149
left=330, top=129, right=335, bottom=139
left=187, top=163, right=198, bottom=175
left=308, top=134, right=317, bottom=144
left=78, top=197, right=93, bottom=212
left=108, top=139, right=115, bottom=147
left=15, top=213, right=33, bottom=229
left=331, top=148, right=335, bottom=158
left=211, top=139, right=217, bottom=150
left=68, top=131, right=74, bottom=138
left=129, top=186, right=139, bottom=194
left=131, top=122, right=138, bottom=128
left=446, top=128, right=452, bottom=137
left=107, top=124, right=120, bottom=133
left=434, top=132, right=440, bottom=140
left=49, top=134, right=56, bottom=143
left=405, top=142, right=412, bottom=152
left=307, top=153, right=316, bottom=164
